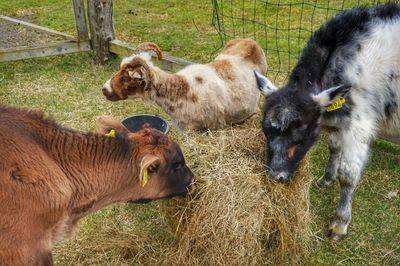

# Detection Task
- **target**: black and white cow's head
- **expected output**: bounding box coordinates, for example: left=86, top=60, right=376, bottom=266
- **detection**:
left=254, top=71, right=351, bottom=182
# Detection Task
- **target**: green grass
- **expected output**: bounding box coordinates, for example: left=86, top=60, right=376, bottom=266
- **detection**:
left=0, top=0, right=399, bottom=265
left=308, top=136, right=400, bottom=265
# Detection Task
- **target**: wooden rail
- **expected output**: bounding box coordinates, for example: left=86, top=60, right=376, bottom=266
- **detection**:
left=0, top=16, right=90, bottom=62
left=0, top=15, right=75, bottom=40
left=0, top=41, right=90, bottom=62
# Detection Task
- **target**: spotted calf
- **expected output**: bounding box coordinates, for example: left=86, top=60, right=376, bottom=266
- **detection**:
left=102, top=39, right=267, bottom=130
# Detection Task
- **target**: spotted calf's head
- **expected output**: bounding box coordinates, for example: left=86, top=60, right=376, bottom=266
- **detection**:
left=102, top=56, right=154, bottom=101
left=102, top=42, right=163, bottom=101
left=96, top=116, right=195, bottom=202
left=254, top=71, right=351, bottom=182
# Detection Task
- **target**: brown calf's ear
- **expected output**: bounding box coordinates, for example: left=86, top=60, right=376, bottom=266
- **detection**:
left=96, top=116, right=130, bottom=137
left=139, top=154, right=160, bottom=187
left=128, top=124, right=152, bottom=141
left=141, top=123, right=152, bottom=130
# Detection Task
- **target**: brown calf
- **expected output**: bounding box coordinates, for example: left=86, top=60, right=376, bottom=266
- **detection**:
left=0, top=105, right=195, bottom=265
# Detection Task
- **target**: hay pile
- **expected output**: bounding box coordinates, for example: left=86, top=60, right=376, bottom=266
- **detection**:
left=160, top=121, right=313, bottom=265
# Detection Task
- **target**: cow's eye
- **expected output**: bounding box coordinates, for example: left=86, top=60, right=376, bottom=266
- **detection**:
left=148, top=163, right=159, bottom=173
left=172, top=162, right=183, bottom=170
left=121, top=76, right=131, bottom=82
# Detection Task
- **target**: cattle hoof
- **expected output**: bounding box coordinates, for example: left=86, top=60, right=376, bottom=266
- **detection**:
left=316, top=176, right=334, bottom=188
left=327, top=229, right=346, bottom=241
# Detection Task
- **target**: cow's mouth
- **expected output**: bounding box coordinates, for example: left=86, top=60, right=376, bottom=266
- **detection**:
left=102, top=88, right=126, bottom=101
left=128, top=180, right=196, bottom=204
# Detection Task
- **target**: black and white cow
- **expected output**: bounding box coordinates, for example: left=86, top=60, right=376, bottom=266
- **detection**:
left=255, top=4, right=400, bottom=240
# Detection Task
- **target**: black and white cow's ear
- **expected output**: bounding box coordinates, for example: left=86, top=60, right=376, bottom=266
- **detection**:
left=311, top=84, right=351, bottom=107
left=254, top=70, right=278, bottom=96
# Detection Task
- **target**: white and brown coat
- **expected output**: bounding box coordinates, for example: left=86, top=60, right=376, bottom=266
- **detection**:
left=102, top=39, right=267, bottom=130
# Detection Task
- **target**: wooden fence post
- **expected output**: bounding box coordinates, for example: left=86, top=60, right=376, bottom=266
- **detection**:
left=87, top=0, right=115, bottom=64
left=72, top=0, right=89, bottom=42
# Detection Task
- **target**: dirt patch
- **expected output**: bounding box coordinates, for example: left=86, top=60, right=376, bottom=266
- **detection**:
left=0, top=17, right=67, bottom=49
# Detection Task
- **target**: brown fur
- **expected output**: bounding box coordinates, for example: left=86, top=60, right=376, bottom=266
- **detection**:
left=209, top=59, right=236, bottom=81
left=108, top=65, right=149, bottom=100
left=153, top=74, right=190, bottom=101
left=190, top=94, right=198, bottom=103
left=222, top=39, right=265, bottom=67
left=0, top=105, right=195, bottom=265
left=195, top=76, right=204, bottom=83
left=287, top=145, right=298, bottom=158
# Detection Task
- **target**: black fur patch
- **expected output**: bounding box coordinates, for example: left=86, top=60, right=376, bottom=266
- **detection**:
left=389, top=71, right=397, bottom=81
left=385, top=87, right=398, bottom=118
left=384, top=101, right=397, bottom=118
left=288, top=3, right=400, bottom=94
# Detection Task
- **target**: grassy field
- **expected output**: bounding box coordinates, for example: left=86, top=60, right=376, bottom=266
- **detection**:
left=0, top=0, right=399, bottom=265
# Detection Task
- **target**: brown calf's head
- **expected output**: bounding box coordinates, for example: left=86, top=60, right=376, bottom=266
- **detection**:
left=102, top=42, right=163, bottom=101
left=96, top=116, right=195, bottom=202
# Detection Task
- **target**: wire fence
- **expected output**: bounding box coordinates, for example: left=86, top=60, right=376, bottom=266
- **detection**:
left=212, top=0, right=398, bottom=85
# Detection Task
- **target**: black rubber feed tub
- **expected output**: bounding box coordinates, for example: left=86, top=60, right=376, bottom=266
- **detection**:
left=121, top=114, right=169, bottom=134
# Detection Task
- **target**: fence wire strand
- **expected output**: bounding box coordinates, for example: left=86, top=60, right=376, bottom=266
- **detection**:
left=212, top=0, right=398, bottom=84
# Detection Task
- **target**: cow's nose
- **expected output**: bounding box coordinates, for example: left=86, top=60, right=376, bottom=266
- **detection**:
left=275, top=172, right=290, bottom=183
left=267, top=169, right=290, bottom=183
left=102, top=87, right=109, bottom=96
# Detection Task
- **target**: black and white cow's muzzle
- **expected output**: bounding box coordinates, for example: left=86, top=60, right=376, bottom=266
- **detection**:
left=267, top=168, right=292, bottom=183
left=266, top=137, right=315, bottom=183
left=266, top=158, right=296, bottom=183
left=266, top=141, right=296, bottom=183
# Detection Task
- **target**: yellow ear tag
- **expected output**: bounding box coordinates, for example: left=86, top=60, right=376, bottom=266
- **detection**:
left=326, top=97, right=346, bottom=112
left=141, top=168, right=149, bottom=187
left=105, top=129, right=116, bottom=138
